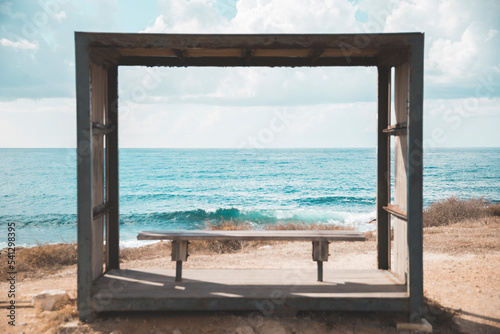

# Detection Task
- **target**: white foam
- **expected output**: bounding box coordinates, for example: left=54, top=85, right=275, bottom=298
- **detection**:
left=120, top=239, right=164, bottom=249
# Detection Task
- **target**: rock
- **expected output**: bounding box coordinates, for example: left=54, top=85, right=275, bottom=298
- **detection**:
left=259, top=320, right=287, bottom=334
left=173, top=329, right=182, bottom=334
left=235, top=325, right=255, bottom=334
left=58, top=321, right=79, bottom=334
left=33, top=290, right=70, bottom=311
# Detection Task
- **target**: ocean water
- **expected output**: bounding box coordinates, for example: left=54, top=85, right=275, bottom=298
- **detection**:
left=1, top=148, right=499, bottom=248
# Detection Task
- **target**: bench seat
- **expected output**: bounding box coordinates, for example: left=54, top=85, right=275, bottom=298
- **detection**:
left=137, top=230, right=366, bottom=241
left=137, top=229, right=366, bottom=282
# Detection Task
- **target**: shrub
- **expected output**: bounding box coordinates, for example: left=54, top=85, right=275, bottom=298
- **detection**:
left=423, top=196, right=490, bottom=227
left=193, top=218, right=252, bottom=254
left=487, top=202, right=500, bottom=217
left=0, top=243, right=77, bottom=279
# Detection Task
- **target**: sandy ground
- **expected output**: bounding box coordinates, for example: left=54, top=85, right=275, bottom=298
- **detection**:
left=1, top=218, right=499, bottom=334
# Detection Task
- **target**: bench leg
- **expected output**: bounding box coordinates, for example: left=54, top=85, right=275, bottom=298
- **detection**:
left=317, top=261, right=323, bottom=282
left=171, top=240, right=189, bottom=282
left=176, top=261, right=182, bottom=282
left=312, top=241, right=329, bottom=282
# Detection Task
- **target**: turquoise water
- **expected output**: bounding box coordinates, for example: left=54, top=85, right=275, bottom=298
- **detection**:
left=1, top=148, right=499, bottom=247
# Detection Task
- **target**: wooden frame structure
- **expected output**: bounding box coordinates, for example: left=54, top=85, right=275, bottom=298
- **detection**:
left=75, top=32, right=424, bottom=322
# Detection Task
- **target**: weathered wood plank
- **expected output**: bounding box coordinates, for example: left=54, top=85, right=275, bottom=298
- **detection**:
left=92, top=202, right=111, bottom=219
left=83, top=32, right=421, bottom=51
left=377, top=66, right=391, bottom=270
left=76, top=32, right=93, bottom=322
left=383, top=123, right=407, bottom=135
left=393, top=61, right=409, bottom=282
left=91, top=62, right=106, bottom=281
left=383, top=203, right=408, bottom=221
left=137, top=230, right=365, bottom=242
left=106, top=65, right=120, bottom=270
left=118, top=56, right=379, bottom=67
left=407, top=34, right=425, bottom=323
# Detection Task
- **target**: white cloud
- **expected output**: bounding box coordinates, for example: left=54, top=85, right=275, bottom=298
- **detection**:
left=486, top=29, right=498, bottom=42
left=427, top=24, right=479, bottom=83
left=142, top=0, right=227, bottom=33
left=0, top=37, right=39, bottom=50
left=0, top=98, right=75, bottom=148
left=231, top=0, right=358, bottom=33
left=117, top=100, right=378, bottom=148
left=379, top=0, right=500, bottom=90
left=53, top=10, right=67, bottom=22
left=0, top=98, right=74, bottom=113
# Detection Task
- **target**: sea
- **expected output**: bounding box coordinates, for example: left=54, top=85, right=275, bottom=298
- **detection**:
left=1, top=148, right=499, bottom=248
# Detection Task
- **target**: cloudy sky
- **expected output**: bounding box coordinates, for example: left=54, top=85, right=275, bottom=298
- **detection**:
left=0, top=0, right=499, bottom=148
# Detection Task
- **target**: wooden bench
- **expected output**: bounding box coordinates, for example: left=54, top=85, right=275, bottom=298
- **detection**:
left=137, top=230, right=366, bottom=282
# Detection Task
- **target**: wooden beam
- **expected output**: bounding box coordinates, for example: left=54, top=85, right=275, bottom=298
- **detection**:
left=377, top=66, right=391, bottom=270
left=82, top=32, right=420, bottom=51
left=118, top=56, right=379, bottom=67
left=407, top=33, right=425, bottom=323
left=75, top=32, right=94, bottom=322
left=377, top=48, right=409, bottom=67
left=92, top=202, right=112, bottom=219
left=383, top=204, right=408, bottom=221
left=106, top=65, right=120, bottom=270
left=383, top=123, right=407, bottom=136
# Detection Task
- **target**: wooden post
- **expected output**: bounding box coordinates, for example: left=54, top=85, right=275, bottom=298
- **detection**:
left=377, top=66, right=391, bottom=270
left=407, top=34, right=425, bottom=323
left=106, top=65, right=120, bottom=270
left=76, top=32, right=94, bottom=321
left=91, top=63, right=106, bottom=281
left=393, top=62, right=409, bottom=282
left=312, top=241, right=329, bottom=282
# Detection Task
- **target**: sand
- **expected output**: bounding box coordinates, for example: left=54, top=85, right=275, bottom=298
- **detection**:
left=1, top=217, right=499, bottom=334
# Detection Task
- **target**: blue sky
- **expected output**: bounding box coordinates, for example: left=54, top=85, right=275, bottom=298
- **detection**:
left=0, top=0, right=499, bottom=148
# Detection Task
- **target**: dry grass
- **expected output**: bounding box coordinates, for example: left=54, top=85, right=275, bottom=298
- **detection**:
left=423, top=196, right=491, bottom=227
left=38, top=299, right=79, bottom=333
left=487, top=202, right=500, bottom=216
left=120, top=240, right=171, bottom=261
left=190, top=219, right=355, bottom=254
left=190, top=218, right=253, bottom=254
left=0, top=243, right=77, bottom=280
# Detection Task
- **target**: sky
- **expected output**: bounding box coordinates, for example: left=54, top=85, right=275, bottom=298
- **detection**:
left=0, top=0, right=499, bottom=148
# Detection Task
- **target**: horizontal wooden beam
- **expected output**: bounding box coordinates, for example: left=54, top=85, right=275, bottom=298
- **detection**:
left=383, top=204, right=407, bottom=221
left=383, top=123, right=407, bottom=136
left=82, top=32, right=422, bottom=51
left=118, top=56, right=378, bottom=67
left=93, top=202, right=112, bottom=219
